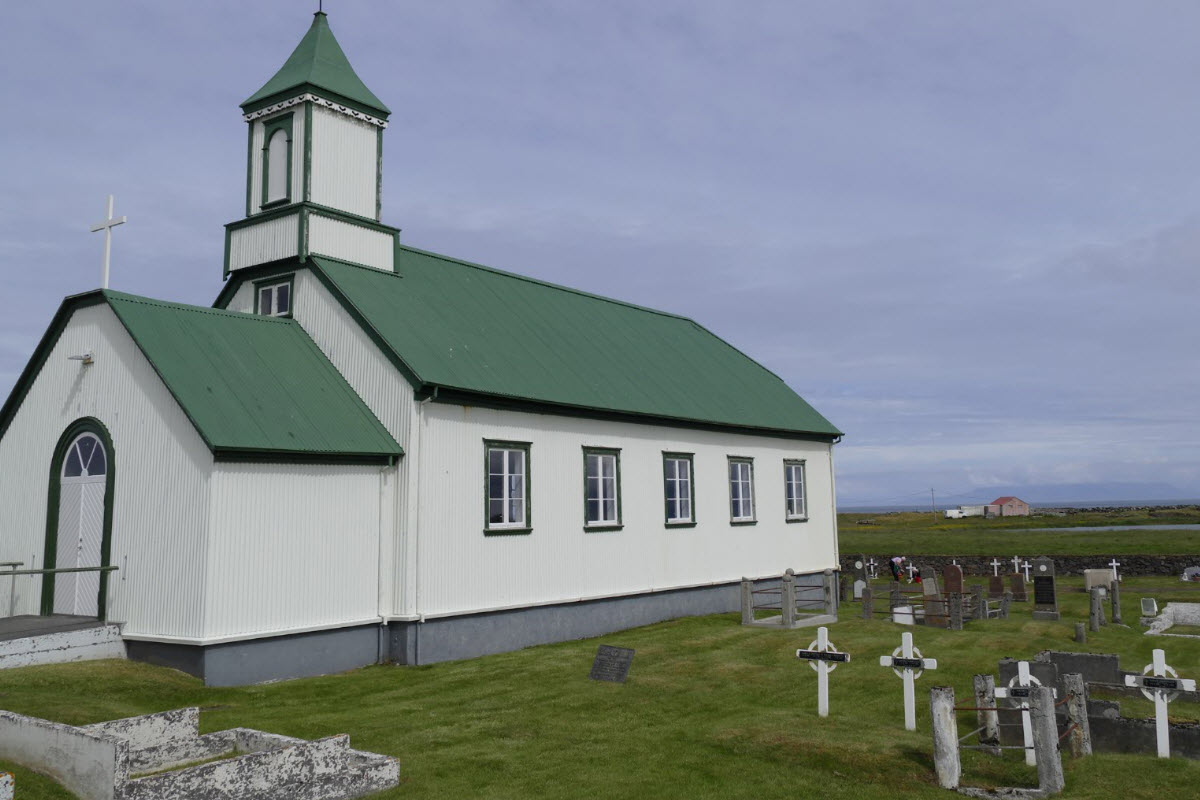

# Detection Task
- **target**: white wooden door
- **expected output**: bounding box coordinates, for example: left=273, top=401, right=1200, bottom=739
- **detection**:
left=53, top=434, right=107, bottom=616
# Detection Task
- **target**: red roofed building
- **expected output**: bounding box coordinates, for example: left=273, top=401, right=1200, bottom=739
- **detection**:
left=990, top=496, right=1030, bottom=517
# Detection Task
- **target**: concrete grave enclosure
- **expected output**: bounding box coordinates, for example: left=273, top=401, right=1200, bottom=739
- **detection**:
left=991, top=651, right=1200, bottom=759
left=0, top=707, right=398, bottom=800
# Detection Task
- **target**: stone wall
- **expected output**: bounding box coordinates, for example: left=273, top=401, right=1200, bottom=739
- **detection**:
left=841, top=554, right=1200, bottom=577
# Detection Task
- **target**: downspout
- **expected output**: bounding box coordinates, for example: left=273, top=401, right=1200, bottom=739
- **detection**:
left=828, top=436, right=841, bottom=569
left=411, top=387, right=437, bottom=665
left=376, top=458, right=392, bottom=664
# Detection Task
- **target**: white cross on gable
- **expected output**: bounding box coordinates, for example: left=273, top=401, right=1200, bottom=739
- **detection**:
left=89, top=194, right=127, bottom=290
left=878, top=631, right=937, bottom=731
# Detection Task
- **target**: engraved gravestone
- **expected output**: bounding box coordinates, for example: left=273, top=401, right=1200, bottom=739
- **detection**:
left=853, top=554, right=869, bottom=599
left=988, top=575, right=1004, bottom=600
left=942, top=564, right=964, bottom=595
left=589, top=645, right=635, bottom=683
left=1008, top=573, right=1027, bottom=602
left=922, top=568, right=946, bottom=628
left=1031, top=557, right=1060, bottom=621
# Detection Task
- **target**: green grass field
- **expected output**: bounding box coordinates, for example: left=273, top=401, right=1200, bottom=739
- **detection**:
left=837, top=507, right=1200, bottom=555
left=1, top=576, right=1198, bottom=799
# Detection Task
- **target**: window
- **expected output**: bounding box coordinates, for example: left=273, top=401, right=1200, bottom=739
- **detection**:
left=260, top=114, right=293, bottom=208
left=728, top=457, right=755, bottom=523
left=255, top=277, right=293, bottom=317
left=663, top=453, right=694, bottom=525
left=62, top=433, right=107, bottom=479
left=583, top=447, right=621, bottom=529
left=485, top=441, right=530, bottom=533
left=784, top=460, right=807, bottom=521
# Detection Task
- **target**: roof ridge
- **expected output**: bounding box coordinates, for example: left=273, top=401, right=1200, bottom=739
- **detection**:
left=103, top=290, right=293, bottom=324
left=396, top=244, right=695, bottom=322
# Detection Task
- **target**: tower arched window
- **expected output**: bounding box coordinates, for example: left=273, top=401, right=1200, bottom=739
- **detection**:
left=260, top=114, right=293, bottom=208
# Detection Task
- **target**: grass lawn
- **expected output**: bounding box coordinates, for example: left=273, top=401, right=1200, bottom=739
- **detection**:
left=837, top=507, right=1200, bottom=555
left=1, top=577, right=1198, bottom=798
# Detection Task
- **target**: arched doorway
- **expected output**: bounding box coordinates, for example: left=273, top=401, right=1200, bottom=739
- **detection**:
left=42, top=420, right=115, bottom=618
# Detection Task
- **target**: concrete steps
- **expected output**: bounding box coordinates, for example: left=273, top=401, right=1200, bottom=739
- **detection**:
left=0, top=621, right=125, bottom=670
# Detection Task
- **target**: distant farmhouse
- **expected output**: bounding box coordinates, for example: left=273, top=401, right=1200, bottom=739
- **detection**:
left=944, top=496, right=1030, bottom=519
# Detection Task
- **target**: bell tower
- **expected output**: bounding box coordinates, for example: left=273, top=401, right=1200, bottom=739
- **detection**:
left=224, top=12, right=399, bottom=277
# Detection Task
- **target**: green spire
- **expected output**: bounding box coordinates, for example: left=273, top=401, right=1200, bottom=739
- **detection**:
left=242, top=12, right=390, bottom=117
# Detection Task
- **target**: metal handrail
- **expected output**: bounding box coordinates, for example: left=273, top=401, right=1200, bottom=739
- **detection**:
left=5, top=566, right=118, bottom=577
left=4, top=565, right=118, bottom=619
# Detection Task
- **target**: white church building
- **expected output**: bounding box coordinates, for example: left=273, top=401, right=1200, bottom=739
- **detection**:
left=0, top=13, right=842, bottom=685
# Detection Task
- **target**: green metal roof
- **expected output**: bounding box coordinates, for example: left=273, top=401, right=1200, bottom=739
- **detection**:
left=242, top=12, right=390, bottom=117
left=305, top=250, right=841, bottom=439
left=104, top=291, right=400, bottom=460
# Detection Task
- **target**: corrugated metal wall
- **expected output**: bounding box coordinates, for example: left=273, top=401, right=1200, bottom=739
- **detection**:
left=246, top=110, right=304, bottom=215
left=204, top=462, right=387, bottom=639
left=0, top=305, right=212, bottom=637
left=411, top=404, right=837, bottom=617
left=309, top=106, right=377, bottom=218
left=288, top=271, right=413, bottom=617
left=228, top=214, right=299, bottom=271
left=307, top=215, right=392, bottom=271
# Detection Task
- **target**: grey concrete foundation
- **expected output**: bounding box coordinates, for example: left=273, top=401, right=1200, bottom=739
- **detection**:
left=128, top=579, right=762, bottom=683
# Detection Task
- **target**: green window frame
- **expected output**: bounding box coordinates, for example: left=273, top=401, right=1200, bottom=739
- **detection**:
left=662, top=452, right=696, bottom=527
left=784, top=459, right=808, bottom=522
left=582, top=446, right=622, bottom=531
left=484, top=439, right=532, bottom=535
left=728, top=456, right=756, bottom=525
left=260, top=113, right=294, bottom=210
left=253, top=274, right=295, bottom=317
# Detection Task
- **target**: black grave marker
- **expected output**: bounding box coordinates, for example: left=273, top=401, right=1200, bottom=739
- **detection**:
left=589, top=645, right=635, bottom=683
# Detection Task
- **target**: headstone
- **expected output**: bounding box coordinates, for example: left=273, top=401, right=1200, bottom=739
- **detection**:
left=1083, top=569, right=1111, bottom=594
left=942, top=564, right=964, bottom=595
left=894, top=605, right=915, bottom=625
left=1142, top=598, right=1159, bottom=616
left=1089, top=589, right=1105, bottom=632
left=853, top=555, right=869, bottom=582
left=867, top=557, right=878, bottom=579
left=878, top=631, right=938, bottom=731
left=853, top=579, right=867, bottom=600
left=861, top=587, right=874, bottom=620
left=589, top=645, right=635, bottom=683
left=1182, top=566, right=1200, bottom=582
left=988, top=575, right=1004, bottom=599
left=1031, top=557, right=1060, bottom=621
left=796, top=626, right=850, bottom=717
left=923, top=569, right=946, bottom=628
left=970, top=584, right=985, bottom=620
left=1124, top=648, right=1197, bottom=758
left=1074, top=622, right=1086, bottom=643
left=990, top=558, right=1003, bottom=577
left=1008, top=573, right=1027, bottom=602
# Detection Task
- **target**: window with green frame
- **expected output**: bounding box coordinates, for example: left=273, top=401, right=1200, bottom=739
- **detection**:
left=663, top=452, right=695, bottom=525
left=728, top=457, right=756, bottom=524
left=261, top=114, right=293, bottom=208
left=784, top=459, right=807, bottom=521
left=484, top=440, right=531, bottom=534
left=254, top=275, right=294, bottom=317
left=583, top=447, right=621, bottom=530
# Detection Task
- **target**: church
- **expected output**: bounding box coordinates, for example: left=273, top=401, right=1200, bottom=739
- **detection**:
left=0, top=13, right=842, bottom=686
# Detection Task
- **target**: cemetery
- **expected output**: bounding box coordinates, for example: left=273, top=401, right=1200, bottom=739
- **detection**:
left=0, top=566, right=1197, bottom=798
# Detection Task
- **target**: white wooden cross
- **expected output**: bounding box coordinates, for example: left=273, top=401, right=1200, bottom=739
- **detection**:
left=990, top=558, right=1003, bottom=577
left=90, top=194, right=127, bottom=290
left=796, top=626, right=849, bottom=718
left=867, top=558, right=878, bottom=579
left=951, top=559, right=958, bottom=566
left=1021, top=560, right=1032, bottom=582
left=1125, top=648, right=1196, bottom=758
left=878, top=631, right=937, bottom=731
left=995, top=661, right=1056, bottom=766
left=905, top=562, right=916, bottom=581
left=1108, top=559, right=1121, bottom=582
left=1011, top=556, right=1021, bottom=575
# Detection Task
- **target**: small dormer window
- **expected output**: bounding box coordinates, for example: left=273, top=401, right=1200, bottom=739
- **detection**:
left=260, top=114, right=293, bottom=208
left=255, top=277, right=293, bottom=317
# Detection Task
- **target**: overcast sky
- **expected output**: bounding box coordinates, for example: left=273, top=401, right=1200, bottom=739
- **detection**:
left=1, top=1, right=1197, bottom=505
